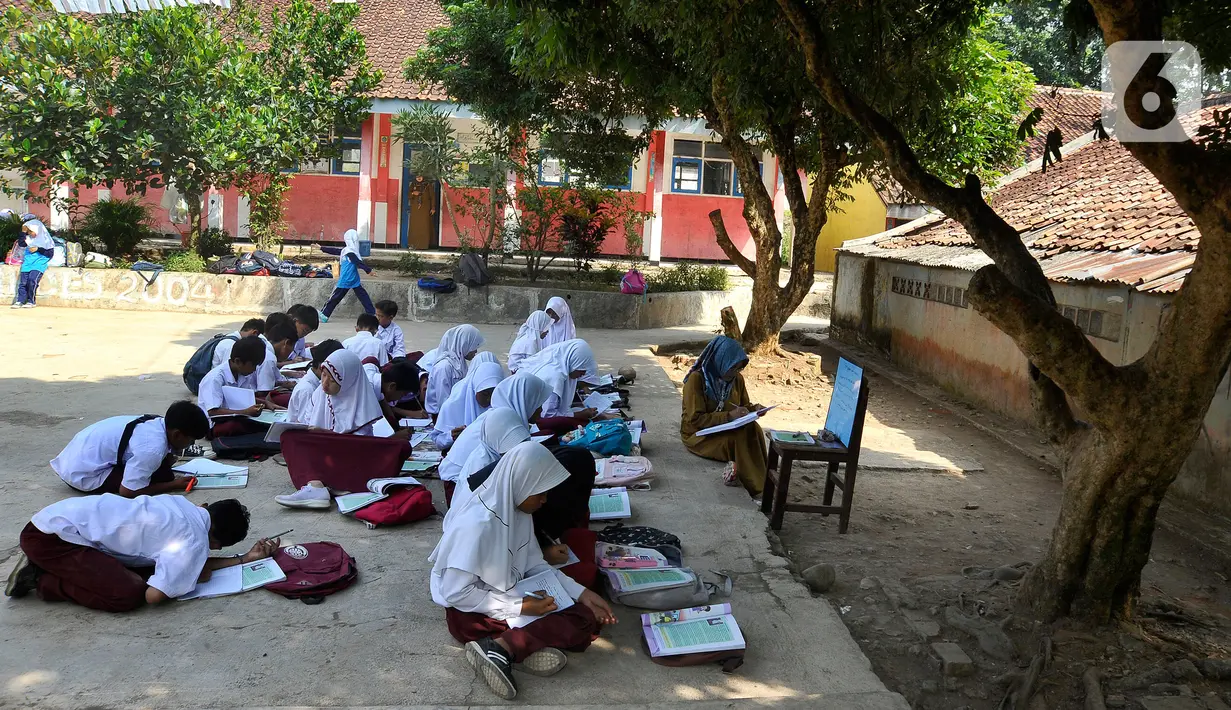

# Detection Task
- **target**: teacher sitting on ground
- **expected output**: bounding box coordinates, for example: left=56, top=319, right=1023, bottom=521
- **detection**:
left=679, top=335, right=768, bottom=496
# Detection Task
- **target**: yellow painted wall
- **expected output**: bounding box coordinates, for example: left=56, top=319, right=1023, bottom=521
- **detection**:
left=813, top=178, right=887, bottom=272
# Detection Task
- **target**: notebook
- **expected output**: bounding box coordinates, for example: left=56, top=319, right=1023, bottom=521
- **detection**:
left=596, top=542, right=672, bottom=569
left=588, top=489, right=631, bottom=520
left=173, top=459, right=249, bottom=489
left=642, top=603, right=745, bottom=657
left=221, top=386, right=256, bottom=410
left=551, top=547, right=581, bottom=570
left=179, top=558, right=286, bottom=600
left=399, top=417, right=433, bottom=428
left=280, top=360, right=311, bottom=372
left=605, top=567, right=694, bottom=594
left=249, top=410, right=288, bottom=425
left=410, top=431, right=431, bottom=448
left=582, top=391, right=620, bottom=413
left=334, top=476, right=424, bottom=514
left=770, top=430, right=815, bottom=445
left=506, top=569, right=576, bottom=629
left=625, top=420, right=646, bottom=446
left=695, top=406, right=775, bottom=437
left=264, top=421, right=311, bottom=443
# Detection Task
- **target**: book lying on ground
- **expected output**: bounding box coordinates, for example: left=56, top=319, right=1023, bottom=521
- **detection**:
left=372, top=417, right=396, bottom=438
left=695, top=406, right=776, bottom=437
left=399, top=417, right=433, bottom=428
left=280, top=360, right=311, bottom=372
left=605, top=567, right=694, bottom=594
left=409, top=450, right=443, bottom=462
left=530, top=434, right=554, bottom=444
left=582, top=391, right=620, bottom=413
left=249, top=409, right=288, bottom=425
left=193, top=472, right=249, bottom=489
left=400, top=460, right=438, bottom=473
left=551, top=547, right=581, bottom=570
left=173, top=459, right=248, bottom=477
left=410, top=431, right=431, bottom=448
left=597, top=373, right=615, bottom=386
left=589, top=488, right=631, bottom=520
left=264, top=421, right=311, bottom=443
left=335, top=476, right=423, bottom=514
left=596, top=542, right=672, bottom=569
left=626, top=420, right=646, bottom=446
left=179, top=557, right=286, bottom=600
left=221, top=385, right=256, bottom=410
left=642, top=603, right=745, bottom=657
left=770, top=430, right=815, bottom=445
left=506, top=568, right=576, bottom=629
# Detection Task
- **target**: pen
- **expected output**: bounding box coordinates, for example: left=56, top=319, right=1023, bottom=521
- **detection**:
left=526, top=592, right=547, bottom=599
left=267, top=529, right=293, bottom=540
left=184, top=476, right=197, bottom=493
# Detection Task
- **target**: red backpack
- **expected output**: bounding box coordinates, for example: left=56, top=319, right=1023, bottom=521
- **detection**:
left=264, top=542, right=358, bottom=604
left=351, top=486, right=436, bottom=528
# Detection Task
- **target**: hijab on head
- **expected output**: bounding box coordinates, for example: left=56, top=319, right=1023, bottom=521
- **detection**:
left=520, top=339, right=598, bottom=407
left=436, top=324, right=485, bottom=376
left=444, top=407, right=533, bottom=516
left=308, top=348, right=384, bottom=434
left=491, top=372, right=553, bottom=425
left=434, top=360, right=506, bottom=435
left=536, top=447, right=598, bottom=541
left=684, top=335, right=749, bottom=408
left=340, top=228, right=361, bottom=260
left=544, top=296, right=576, bottom=346
left=418, top=348, right=438, bottom=374
left=517, top=311, right=554, bottom=341
left=429, top=441, right=570, bottom=592
left=21, top=218, right=54, bottom=251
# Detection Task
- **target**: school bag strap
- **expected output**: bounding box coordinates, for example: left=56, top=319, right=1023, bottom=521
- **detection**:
left=129, top=261, right=164, bottom=287
left=114, top=415, right=160, bottom=466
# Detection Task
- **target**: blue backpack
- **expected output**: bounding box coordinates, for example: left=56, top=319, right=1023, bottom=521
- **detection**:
left=418, top=276, right=456, bottom=293
left=563, top=420, right=633, bottom=456
left=183, top=334, right=237, bottom=395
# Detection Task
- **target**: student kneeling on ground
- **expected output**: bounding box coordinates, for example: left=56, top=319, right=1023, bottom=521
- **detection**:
left=51, top=401, right=210, bottom=498
left=5, top=495, right=278, bottom=612
left=429, top=441, right=617, bottom=701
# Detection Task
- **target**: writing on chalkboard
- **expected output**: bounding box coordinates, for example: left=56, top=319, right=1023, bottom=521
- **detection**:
left=824, top=358, right=863, bottom=446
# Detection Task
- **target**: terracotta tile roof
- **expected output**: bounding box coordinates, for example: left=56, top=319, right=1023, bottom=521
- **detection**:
left=1023, top=86, right=1108, bottom=161
left=352, top=0, right=449, bottom=100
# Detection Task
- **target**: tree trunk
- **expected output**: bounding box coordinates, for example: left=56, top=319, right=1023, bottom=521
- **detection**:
left=186, top=191, right=203, bottom=255
left=440, top=183, right=463, bottom=251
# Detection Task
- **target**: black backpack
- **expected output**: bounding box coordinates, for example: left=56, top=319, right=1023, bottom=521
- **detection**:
left=183, top=334, right=237, bottom=395
left=456, top=252, right=491, bottom=287
left=596, top=524, right=684, bottom=566
left=211, top=432, right=281, bottom=460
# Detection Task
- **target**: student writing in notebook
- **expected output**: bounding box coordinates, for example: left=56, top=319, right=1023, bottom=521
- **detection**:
left=369, top=361, right=425, bottom=435
left=374, top=299, right=406, bottom=360
left=6, top=496, right=278, bottom=612
left=425, top=325, right=485, bottom=418
left=50, top=401, right=211, bottom=497
left=252, top=321, right=300, bottom=409
left=679, top=335, right=768, bottom=496
left=431, top=353, right=505, bottom=449
left=210, top=318, right=265, bottom=370
left=197, top=335, right=266, bottom=438
left=429, top=442, right=616, bottom=700
left=284, top=304, right=320, bottom=366
left=343, top=313, right=389, bottom=367
left=285, top=339, right=343, bottom=425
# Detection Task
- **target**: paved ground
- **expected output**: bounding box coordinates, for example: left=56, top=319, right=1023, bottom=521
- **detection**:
left=0, top=308, right=904, bottom=709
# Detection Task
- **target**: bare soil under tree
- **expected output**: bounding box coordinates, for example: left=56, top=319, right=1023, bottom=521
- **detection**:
left=656, top=337, right=1231, bottom=709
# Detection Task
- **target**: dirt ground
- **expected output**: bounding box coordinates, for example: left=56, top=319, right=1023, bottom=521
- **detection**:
left=656, top=336, right=1231, bottom=710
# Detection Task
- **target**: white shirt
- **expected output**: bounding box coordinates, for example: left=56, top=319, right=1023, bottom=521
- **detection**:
left=242, top=335, right=280, bottom=392
left=377, top=322, right=405, bottom=359
left=197, top=361, right=244, bottom=424
left=290, top=337, right=309, bottom=361
left=210, top=331, right=242, bottom=370
left=364, top=363, right=384, bottom=401
left=425, top=359, right=464, bottom=415
left=32, top=494, right=212, bottom=599
left=430, top=563, right=585, bottom=620
left=286, top=370, right=321, bottom=425
left=50, top=416, right=171, bottom=492
left=343, top=331, right=389, bottom=367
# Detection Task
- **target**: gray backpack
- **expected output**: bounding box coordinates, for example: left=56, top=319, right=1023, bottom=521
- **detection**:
left=604, top=567, right=712, bottom=610
left=456, top=252, right=491, bottom=287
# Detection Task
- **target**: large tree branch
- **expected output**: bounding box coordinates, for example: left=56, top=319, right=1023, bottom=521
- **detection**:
left=968, top=265, right=1134, bottom=431
left=709, top=209, right=757, bottom=277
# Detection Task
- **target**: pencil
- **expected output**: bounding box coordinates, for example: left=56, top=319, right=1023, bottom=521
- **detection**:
left=267, top=529, right=293, bottom=540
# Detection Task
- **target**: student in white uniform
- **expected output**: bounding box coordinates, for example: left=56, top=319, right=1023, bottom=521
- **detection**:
left=543, top=296, right=576, bottom=347
left=247, top=321, right=300, bottom=402
left=375, top=300, right=406, bottom=360
left=285, top=339, right=343, bottom=425
left=286, top=304, right=320, bottom=364
left=51, top=402, right=210, bottom=497
left=442, top=407, right=531, bottom=513
left=343, top=313, right=390, bottom=367
left=508, top=311, right=553, bottom=373
left=429, top=442, right=616, bottom=700
left=5, top=496, right=278, bottom=612
left=197, top=335, right=266, bottom=437
left=431, top=354, right=505, bottom=449
left=426, top=325, right=485, bottom=417
left=210, top=318, right=265, bottom=370
left=516, top=339, right=600, bottom=421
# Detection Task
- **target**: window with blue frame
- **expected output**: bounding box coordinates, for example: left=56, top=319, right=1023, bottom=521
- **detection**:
left=332, top=137, right=363, bottom=175
left=538, top=152, right=634, bottom=190
left=673, top=139, right=760, bottom=197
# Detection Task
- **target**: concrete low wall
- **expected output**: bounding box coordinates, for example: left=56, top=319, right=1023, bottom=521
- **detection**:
left=1, top=265, right=825, bottom=329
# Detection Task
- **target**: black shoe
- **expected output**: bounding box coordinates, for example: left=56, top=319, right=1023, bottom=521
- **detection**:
left=179, top=443, right=216, bottom=460
left=464, top=637, right=518, bottom=700
left=4, top=553, right=39, bottom=598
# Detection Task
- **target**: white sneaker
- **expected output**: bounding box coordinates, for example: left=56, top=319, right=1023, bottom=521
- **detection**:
left=21, top=303, right=34, bottom=308
left=515, top=647, right=567, bottom=677
left=275, top=484, right=331, bottom=509
left=10, top=303, right=20, bottom=309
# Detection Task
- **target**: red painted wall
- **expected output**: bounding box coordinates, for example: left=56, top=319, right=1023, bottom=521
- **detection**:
left=284, top=174, right=360, bottom=243
left=31, top=183, right=243, bottom=239
left=659, top=193, right=755, bottom=261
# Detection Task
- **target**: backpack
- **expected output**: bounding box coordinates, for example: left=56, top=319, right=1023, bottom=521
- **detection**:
left=621, top=269, right=647, bottom=295
left=5, top=241, right=22, bottom=266
left=456, top=252, right=491, bottom=287
left=49, top=237, right=67, bottom=267
left=596, top=524, right=683, bottom=563
left=252, top=250, right=282, bottom=270
left=64, top=240, right=84, bottom=268
left=275, top=262, right=305, bottom=278
left=418, top=276, right=457, bottom=293
left=350, top=486, right=435, bottom=528
left=595, top=455, right=655, bottom=487
left=604, top=567, right=711, bottom=610
left=210, top=432, right=281, bottom=460
left=182, top=334, right=238, bottom=394
left=264, top=542, right=358, bottom=604
left=563, top=420, right=633, bottom=456
left=207, top=255, right=239, bottom=274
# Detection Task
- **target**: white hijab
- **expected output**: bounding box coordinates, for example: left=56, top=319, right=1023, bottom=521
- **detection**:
left=509, top=311, right=553, bottom=371
left=429, top=441, right=569, bottom=593
left=544, top=296, right=576, bottom=347
left=434, top=358, right=505, bottom=437
left=491, top=372, right=554, bottom=425
left=445, top=408, right=532, bottom=516
left=308, top=349, right=384, bottom=435
left=435, top=324, right=485, bottom=379
left=340, top=228, right=361, bottom=260
left=22, top=218, right=54, bottom=251
left=418, top=348, right=438, bottom=374
left=518, top=339, right=598, bottom=411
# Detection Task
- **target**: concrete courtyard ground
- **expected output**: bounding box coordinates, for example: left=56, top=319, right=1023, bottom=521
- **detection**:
left=0, top=308, right=905, bottom=709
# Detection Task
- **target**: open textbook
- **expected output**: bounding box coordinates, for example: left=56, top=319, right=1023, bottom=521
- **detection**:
left=582, top=391, right=620, bottom=413
left=400, top=460, right=438, bottom=473
left=605, top=567, right=694, bottom=594
left=280, top=360, right=311, bottom=372
left=221, top=386, right=256, bottom=411
left=695, top=406, right=776, bottom=437
left=179, top=558, right=286, bottom=600
left=506, top=569, right=576, bottom=629
left=172, top=459, right=249, bottom=489
left=335, top=477, right=423, bottom=514
left=264, top=421, right=310, bottom=443
left=596, top=542, right=672, bottom=569
left=249, top=409, right=288, bottom=425
left=642, top=603, right=745, bottom=657
left=589, top=488, right=631, bottom=520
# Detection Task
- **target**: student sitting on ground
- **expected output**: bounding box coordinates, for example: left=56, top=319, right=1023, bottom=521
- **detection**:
left=5, top=495, right=278, bottom=612
left=51, top=402, right=211, bottom=498
left=680, top=335, right=768, bottom=496
left=516, top=340, right=602, bottom=434
left=211, top=318, right=265, bottom=370
left=431, top=353, right=505, bottom=449
left=285, top=339, right=343, bottom=425
left=198, top=335, right=267, bottom=438
left=285, top=304, right=320, bottom=364
left=375, top=299, right=406, bottom=360
left=252, top=321, right=300, bottom=409
left=343, top=312, right=389, bottom=367
left=369, top=361, right=426, bottom=430
left=443, top=408, right=532, bottom=512
left=543, top=296, right=576, bottom=347
left=508, top=311, right=553, bottom=373
left=425, top=325, right=485, bottom=418
left=275, top=349, right=384, bottom=509
left=429, top=441, right=617, bottom=700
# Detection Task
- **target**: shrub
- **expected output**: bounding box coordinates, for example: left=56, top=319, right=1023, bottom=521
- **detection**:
left=647, top=261, right=730, bottom=292
left=0, top=211, right=23, bottom=245
left=197, top=227, right=233, bottom=258
left=163, top=250, right=206, bottom=273
left=396, top=251, right=430, bottom=277
left=78, top=197, right=154, bottom=257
